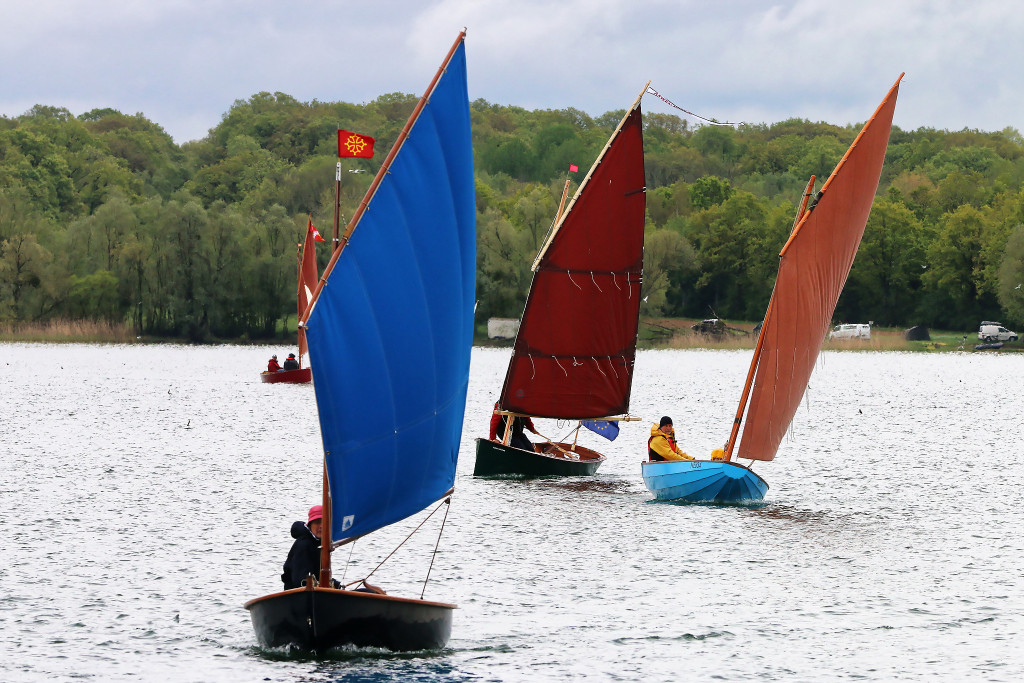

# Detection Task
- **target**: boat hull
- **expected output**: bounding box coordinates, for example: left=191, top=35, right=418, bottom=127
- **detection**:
left=245, top=586, right=454, bottom=652
left=641, top=459, right=769, bottom=503
left=260, top=368, right=312, bottom=384
left=473, top=438, right=605, bottom=476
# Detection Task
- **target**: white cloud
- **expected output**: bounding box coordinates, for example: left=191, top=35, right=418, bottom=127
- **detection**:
left=1, top=0, right=1023, bottom=142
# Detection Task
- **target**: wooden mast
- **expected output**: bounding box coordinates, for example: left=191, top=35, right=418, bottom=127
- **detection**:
left=296, top=239, right=304, bottom=369
left=556, top=178, right=571, bottom=220
left=317, top=161, right=344, bottom=587
left=723, top=175, right=816, bottom=461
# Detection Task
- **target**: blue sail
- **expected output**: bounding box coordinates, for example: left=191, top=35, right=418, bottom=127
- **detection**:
left=304, top=39, right=475, bottom=543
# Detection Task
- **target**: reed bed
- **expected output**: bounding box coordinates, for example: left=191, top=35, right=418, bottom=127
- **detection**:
left=0, top=319, right=137, bottom=343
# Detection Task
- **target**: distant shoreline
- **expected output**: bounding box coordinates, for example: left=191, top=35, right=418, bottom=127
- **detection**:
left=2, top=318, right=1019, bottom=354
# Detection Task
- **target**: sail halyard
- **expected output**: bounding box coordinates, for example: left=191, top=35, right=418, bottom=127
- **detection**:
left=497, top=83, right=649, bottom=421
left=303, top=32, right=475, bottom=544
left=734, top=74, right=903, bottom=463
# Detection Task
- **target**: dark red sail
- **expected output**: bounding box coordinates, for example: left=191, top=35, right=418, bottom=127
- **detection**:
left=499, top=104, right=646, bottom=419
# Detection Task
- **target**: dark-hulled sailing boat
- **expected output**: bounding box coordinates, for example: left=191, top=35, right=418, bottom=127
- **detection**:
left=474, top=84, right=648, bottom=477
left=642, top=74, right=903, bottom=503
left=245, top=31, right=475, bottom=651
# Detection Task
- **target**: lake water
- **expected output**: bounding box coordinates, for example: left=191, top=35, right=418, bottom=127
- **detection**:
left=1, top=343, right=1022, bottom=682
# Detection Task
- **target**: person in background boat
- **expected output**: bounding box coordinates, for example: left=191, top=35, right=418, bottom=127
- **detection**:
left=648, top=416, right=693, bottom=461
left=282, top=353, right=299, bottom=371
left=281, top=504, right=326, bottom=590
left=489, top=401, right=540, bottom=452
left=267, top=355, right=281, bottom=373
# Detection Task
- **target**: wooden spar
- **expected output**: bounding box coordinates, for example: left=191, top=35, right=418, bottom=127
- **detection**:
left=531, top=80, right=650, bottom=272
left=301, top=31, right=467, bottom=325
left=491, top=410, right=640, bottom=422
left=501, top=410, right=513, bottom=446
left=556, top=178, right=571, bottom=220
left=319, top=459, right=332, bottom=587
left=723, top=175, right=815, bottom=461
left=332, top=162, right=341, bottom=253
left=296, top=240, right=304, bottom=368
left=779, top=73, right=903, bottom=259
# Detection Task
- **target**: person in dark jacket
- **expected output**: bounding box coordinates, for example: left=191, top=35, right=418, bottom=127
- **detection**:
left=488, top=401, right=539, bottom=452
left=281, top=505, right=324, bottom=589
left=283, top=353, right=299, bottom=371
left=267, top=355, right=281, bottom=372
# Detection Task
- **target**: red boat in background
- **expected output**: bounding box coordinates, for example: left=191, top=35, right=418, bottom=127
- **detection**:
left=261, top=367, right=312, bottom=384
left=260, top=217, right=321, bottom=384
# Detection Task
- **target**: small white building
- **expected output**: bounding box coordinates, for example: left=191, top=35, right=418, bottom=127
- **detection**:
left=487, top=318, right=520, bottom=340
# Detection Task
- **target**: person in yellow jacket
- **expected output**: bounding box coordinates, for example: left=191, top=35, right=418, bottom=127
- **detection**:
left=648, top=416, right=693, bottom=461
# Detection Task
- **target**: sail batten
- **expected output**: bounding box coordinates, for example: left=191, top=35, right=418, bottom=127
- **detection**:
left=736, top=75, right=902, bottom=462
left=499, top=99, right=647, bottom=420
left=305, top=35, right=474, bottom=542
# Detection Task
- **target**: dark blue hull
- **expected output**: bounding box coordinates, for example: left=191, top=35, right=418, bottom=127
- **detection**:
left=641, top=460, right=769, bottom=503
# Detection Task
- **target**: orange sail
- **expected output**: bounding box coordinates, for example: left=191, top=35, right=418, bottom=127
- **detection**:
left=735, top=74, right=903, bottom=462
left=297, top=221, right=320, bottom=360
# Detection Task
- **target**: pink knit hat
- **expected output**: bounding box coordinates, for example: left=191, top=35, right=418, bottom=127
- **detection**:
left=307, top=504, right=323, bottom=524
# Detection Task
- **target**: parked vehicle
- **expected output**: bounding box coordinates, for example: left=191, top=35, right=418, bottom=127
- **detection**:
left=977, top=322, right=1018, bottom=342
left=829, top=323, right=871, bottom=340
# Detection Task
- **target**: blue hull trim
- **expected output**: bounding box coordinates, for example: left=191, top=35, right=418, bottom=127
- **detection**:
left=641, top=460, right=769, bottom=503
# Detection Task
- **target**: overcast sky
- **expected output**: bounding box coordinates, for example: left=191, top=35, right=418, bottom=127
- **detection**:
left=2, top=0, right=1022, bottom=144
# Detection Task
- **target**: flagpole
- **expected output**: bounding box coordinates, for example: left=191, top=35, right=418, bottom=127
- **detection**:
left=332, top=162, right=342, bottom=254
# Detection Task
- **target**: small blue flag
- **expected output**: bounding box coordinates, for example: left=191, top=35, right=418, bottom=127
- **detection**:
left=582, top=420, right=619, bottom=441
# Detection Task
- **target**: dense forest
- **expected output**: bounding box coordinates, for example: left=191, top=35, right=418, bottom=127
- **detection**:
left=3, top=92, right=1024, bottom=341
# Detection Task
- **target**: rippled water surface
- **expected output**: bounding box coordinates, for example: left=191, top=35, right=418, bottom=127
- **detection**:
left=2, top=344, right=1023, bottom=682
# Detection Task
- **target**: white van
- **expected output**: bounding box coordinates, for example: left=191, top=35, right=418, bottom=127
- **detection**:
left=977, top=322, right=1018, bottom=342
left=829, top=323, right=871, bottom=340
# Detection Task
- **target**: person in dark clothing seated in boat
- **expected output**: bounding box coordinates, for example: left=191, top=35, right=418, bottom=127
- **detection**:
left=267, top=355, right=281, bottom=372
left=648, top=416, right=693, bottom=461
left=281, top=504, right=386, bottom=594
left=282, top=504, right=326, bottom=589
left=489, top=401, right=540, bottom=452
left=282, top=353, right=299, bottom=371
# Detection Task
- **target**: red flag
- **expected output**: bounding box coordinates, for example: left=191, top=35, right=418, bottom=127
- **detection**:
left=569, top=163, right=579, bottom=173
left=338, top=130, right=375, bottom=158
left=308, top=216, right=325, bottom=242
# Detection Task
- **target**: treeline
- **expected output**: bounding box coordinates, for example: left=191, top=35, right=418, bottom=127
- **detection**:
left=3, top=93, right=1024, bottom=341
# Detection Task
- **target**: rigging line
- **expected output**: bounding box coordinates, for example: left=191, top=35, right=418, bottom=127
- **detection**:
left=567, top=270, right=583, bottom=290
left=554, top=356, right=568, bottom=377
left=345, top=498, right=447, bottom=589
left=593, top=357, right=607, bottom=377
left=609, top=357, right=619, bottom=380
left=572, top=356, right=583, bottom=367
left=529, top=353, right=536, bottom=380
left=645, top=85, right=740, bottom=126
left=613, top=271, right=622, bottom=291
left=590, top=272, right=603, bottom=292
left=340, top=539, right=357, bottom=585
left=421, top=497, right=451, bottom=600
